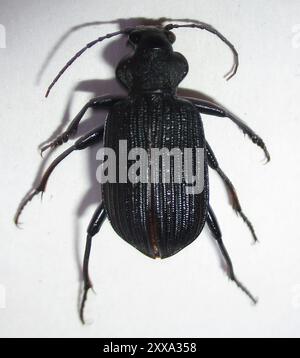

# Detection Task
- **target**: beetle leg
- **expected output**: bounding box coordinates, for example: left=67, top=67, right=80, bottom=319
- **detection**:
left=186, top=97, right=270, bottom=162
left=80, top=203, right=106, bottom=324
left=14, top=126, right=103, bottom=226
left=206, top=141, right=257, bottom=243
left=206, top=205, right=257, bottom=304
left=40, top=96, right=122, bottom=155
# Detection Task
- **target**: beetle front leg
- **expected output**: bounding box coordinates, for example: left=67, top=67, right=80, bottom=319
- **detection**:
left=15, top=126, right=103, bottom=226
left=40, top=96, right=122, bottom=155
left=80, top=203, right=106, bottom=324
left=206, top=205, right=257, bottom=304
left=186, top=97, right=270, bottom=162
left=206, top=141, right=257, bottom=243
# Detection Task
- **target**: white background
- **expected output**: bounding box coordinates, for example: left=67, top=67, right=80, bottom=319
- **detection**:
left=1, top=0, right=300, bottom=338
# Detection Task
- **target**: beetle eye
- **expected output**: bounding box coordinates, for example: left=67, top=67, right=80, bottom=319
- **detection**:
left=129, top=31, right=141, bottom=44
left=165, top=31, right=176, bottom=44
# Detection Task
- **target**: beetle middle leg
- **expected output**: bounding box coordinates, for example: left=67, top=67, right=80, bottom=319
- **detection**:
left=187, top=97, right=270, bottom=162
left=80, top=202, right=106, bottom=324
left=15, top=126, right=103, bottom=225
left=40, top=96, right=122, bottom=155
left=206, top=205, right=257, bottom=304
left=206, top=140, right=257, bottom=242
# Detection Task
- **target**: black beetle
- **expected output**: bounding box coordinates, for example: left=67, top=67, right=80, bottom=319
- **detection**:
left=15, top=22, right=270, bottom=323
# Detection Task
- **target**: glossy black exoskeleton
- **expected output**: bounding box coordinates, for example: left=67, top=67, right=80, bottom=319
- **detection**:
left=15, top=23, right=270, bottom=323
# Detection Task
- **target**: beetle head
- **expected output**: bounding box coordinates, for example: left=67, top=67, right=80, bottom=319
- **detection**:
left=128, top=26, right=175, bottom=50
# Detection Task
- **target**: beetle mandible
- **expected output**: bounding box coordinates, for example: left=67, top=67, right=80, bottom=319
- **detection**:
left=15, top=22, right=270, bottom=323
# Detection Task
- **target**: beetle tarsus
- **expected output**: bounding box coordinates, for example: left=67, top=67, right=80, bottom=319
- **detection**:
left=207, top=205, right=257, bottom=304
left=238, top=211, right=258, bottom=243
left=216, top=167, right=258, bottom=243
left=14, top=189, right=40, bottom=227
left=206, top=141, right=258, bottom=243
left=243, top=129, right=271, bottom=163
left=80, top=205, right=106, bottom=324
left=80, top=280, right=93, bottom=325
left=40, top=132, right=71, bottom=155
left=228, top=114, right=271, bottom=163
left=80, top=233, right=93, bottom=324
left=228, top=267, right=258, bottom=305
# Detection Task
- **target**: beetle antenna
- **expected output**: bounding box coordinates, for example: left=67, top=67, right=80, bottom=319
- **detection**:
left=45, top=28, right=133, bottom=97
left=164, top=23, right=239, bottom=80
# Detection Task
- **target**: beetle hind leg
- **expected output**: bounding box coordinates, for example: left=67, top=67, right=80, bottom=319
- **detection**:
left=207, top=205, right=257, bottom=304
left=80, top=203, right=106, bottom=324
left=206, top=141, right=258, bottom=243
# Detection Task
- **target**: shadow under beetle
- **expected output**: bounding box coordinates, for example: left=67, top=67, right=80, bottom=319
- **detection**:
left=15, top=22, right=270, bottom=323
